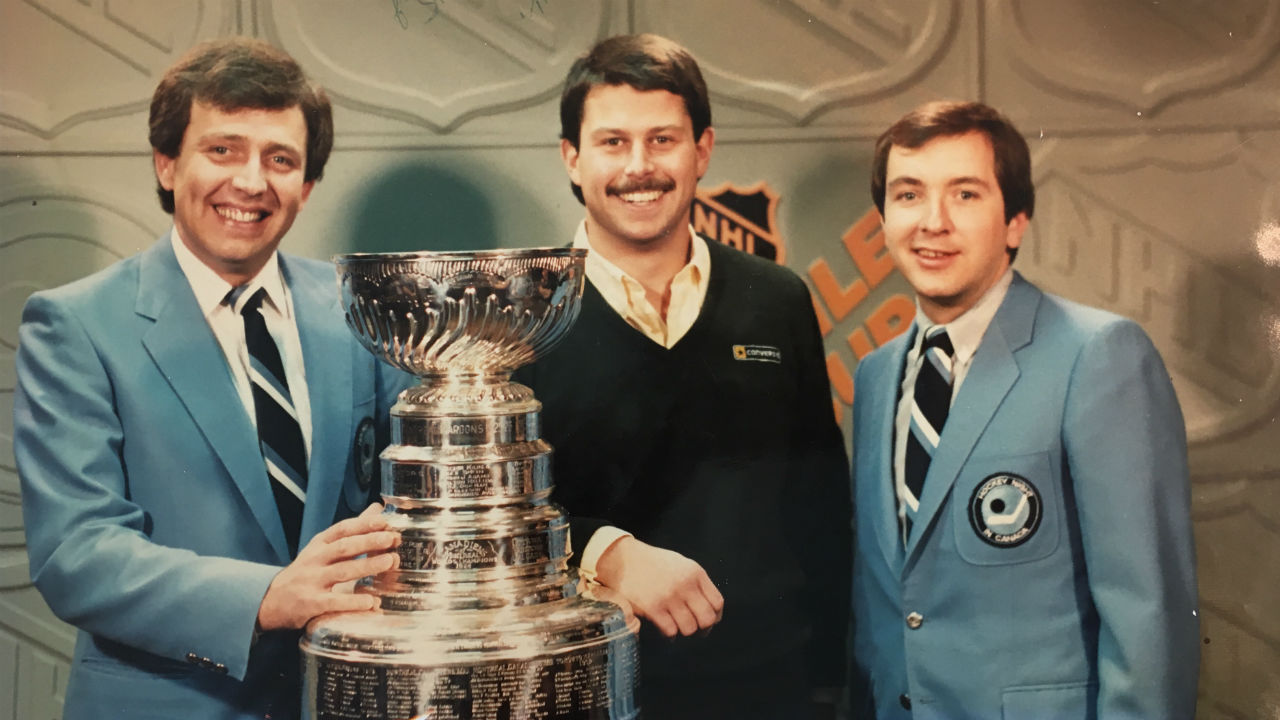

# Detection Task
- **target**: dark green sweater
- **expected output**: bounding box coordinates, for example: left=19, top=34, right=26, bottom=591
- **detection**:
left=514, top=240, right=851, bottom=688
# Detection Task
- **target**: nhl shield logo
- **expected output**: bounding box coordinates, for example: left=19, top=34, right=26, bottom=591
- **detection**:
left=692, top=181, right=786, bottom=264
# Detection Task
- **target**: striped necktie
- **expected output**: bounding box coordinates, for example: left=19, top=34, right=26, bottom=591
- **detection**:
left=903, top=326, right=954, bottom=532
left=239, top=287, right=308, bottom=556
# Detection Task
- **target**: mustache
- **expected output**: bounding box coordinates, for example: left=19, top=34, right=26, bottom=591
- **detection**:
left=606, top=177, right=676, bottom=196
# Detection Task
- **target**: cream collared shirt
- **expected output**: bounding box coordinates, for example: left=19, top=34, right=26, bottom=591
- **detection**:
left=573, top=221, right=711, bottom=349
left=892, top=268, right=1014, bottom=537
left=572, top=221, right=712, bottom=579
left=171, top=230, right=313, bottom=461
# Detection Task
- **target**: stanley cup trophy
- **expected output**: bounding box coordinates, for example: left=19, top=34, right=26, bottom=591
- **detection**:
left=302, top=248, right=640, bottom=719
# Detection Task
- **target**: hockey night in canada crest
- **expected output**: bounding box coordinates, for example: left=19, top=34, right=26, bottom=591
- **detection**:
left=968, top=472, right=1042, bottom=547
left=693, top=181, right=786, bottom=263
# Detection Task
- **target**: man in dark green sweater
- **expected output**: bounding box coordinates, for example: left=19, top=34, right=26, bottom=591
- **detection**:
left=513, top=34, right=851, bottom=719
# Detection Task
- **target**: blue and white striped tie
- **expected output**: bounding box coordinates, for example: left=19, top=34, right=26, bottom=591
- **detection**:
left=903, top=326, right=954, bottom=533
left=238, top=287, right=308, bottom=556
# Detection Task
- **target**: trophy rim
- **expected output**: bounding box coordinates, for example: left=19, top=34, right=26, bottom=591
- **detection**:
left=333, top=247, right=587, bottom=264
left=333, top=245, right=589, bottom=379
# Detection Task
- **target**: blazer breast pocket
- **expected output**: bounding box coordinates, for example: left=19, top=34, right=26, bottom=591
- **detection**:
left=952, top=451, right=1062, bottom=566
left=353, top=383, right=376, bottom=411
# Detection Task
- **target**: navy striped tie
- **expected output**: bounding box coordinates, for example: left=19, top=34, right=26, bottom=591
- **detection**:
left=903, top=326, right=954, bottom=529
left=240, top=287, right=307, bottom=556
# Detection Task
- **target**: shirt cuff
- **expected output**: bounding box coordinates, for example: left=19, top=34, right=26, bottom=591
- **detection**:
left=579, top=526, right=633, bottom=583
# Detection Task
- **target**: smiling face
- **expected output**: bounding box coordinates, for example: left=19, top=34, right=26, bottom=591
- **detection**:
left=881, top=131, right=1029, bottom=324
left=154, top=101, right=313, bottom=286
left=561, top=84, right=714, bottom=258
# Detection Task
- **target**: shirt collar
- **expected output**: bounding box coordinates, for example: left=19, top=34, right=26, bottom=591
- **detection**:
left=170, top=227, right=288, bottom=318
left=572, top=220, right=710, bottom=303
left=912, top=267, right=1014, bottom=364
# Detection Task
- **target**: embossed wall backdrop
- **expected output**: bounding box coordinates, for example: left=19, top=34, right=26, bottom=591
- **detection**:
left=1, top=1, right=1277, bottom=718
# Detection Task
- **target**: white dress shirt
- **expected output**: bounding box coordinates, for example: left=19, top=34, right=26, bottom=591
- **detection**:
left=892, top=268, right=1014, bottom=537
left=170, top=230, right=313, bottom=462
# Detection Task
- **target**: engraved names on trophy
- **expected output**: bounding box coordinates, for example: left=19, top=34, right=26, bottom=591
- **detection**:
left=314, top=637, right=637, bottom=720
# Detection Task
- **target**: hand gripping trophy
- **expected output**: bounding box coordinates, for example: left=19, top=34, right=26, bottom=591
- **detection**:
left=302, top=248, right=640, bottom=719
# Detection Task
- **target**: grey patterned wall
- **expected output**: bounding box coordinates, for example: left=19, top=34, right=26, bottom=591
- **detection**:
left=1, top=1, right=1277, bottom=718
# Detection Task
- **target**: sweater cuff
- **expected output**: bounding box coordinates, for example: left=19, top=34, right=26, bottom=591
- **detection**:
left=579, top=526, right=632, bottom=583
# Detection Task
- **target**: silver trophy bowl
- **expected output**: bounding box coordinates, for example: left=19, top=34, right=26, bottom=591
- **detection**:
left=336, top=247, right=585, bottom=374
left=303, top=248, right=639, bottom=719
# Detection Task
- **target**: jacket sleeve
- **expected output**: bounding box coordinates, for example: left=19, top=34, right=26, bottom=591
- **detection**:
left=13, top=292, right=279, bottom=681
left=1062, top=318, right=1200, bottom=719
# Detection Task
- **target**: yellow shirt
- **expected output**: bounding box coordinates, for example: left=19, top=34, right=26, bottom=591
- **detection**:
left=573, top=221, right=711, bottom=348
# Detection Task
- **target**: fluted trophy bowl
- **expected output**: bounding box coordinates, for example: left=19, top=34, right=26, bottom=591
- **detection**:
left=335, top=248, right=587, bottom=379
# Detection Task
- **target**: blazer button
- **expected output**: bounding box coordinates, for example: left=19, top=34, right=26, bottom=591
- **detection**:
left=899, top=693, right=912, bottom=710
left=906, top=611, right=924, bottom=629
left=185, top=652, right=199, bottom=664
left=214, top=663, right=228, bottom=674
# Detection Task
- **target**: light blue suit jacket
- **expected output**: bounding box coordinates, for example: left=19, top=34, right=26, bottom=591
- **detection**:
left=14, top=235, right=411, bottom=719
left=849, top=273, right=1199, bottom=720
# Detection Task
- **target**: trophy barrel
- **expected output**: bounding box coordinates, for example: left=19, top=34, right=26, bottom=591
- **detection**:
left=302, top=593, right=639, bottom=719
left=303, top=249, right=639, bottom=719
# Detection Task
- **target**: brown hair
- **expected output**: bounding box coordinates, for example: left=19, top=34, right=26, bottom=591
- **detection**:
left=559, top=34, right=711, bottom=204
left=148, top=37, right=333, bottom=213
left=871, top=100, right=1034, bottom=225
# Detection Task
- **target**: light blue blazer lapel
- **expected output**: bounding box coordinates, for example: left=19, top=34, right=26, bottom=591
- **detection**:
left=904, top=273, right=1040, bottom=564
left=137, top=236, right=291, bottom=563
left=284, top=256, right=355, bottom=545
left=866, top=329, right=914, bottom=577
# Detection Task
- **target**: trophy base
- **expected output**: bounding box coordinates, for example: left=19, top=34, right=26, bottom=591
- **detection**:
left=302, top=595, right=640, bottom=720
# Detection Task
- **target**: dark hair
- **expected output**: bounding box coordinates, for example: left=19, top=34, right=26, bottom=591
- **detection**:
left=559, top=34, right=711, bottom=203
left=148, top=37, right=333, bottom=214
left=871, top=101, right=1034, bottom=259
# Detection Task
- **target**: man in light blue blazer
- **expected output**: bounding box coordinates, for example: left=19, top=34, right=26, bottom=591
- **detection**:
left=848, top=101, right=1199, bottom=719
left=14, top=39, right=411, bottom=719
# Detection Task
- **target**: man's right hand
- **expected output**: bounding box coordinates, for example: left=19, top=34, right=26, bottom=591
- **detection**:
left=256, top=504, right=401, bottom=631
left=595, top=536, right=724, bottom=638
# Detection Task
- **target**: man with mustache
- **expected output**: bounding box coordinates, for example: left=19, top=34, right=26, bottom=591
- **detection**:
left=13, top=38, right=410, bottom=719
left=512, top=34, right=851, bottom=719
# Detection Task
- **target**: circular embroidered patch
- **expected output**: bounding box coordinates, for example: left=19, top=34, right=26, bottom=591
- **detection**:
left=353, top=416, right=377, bottom=491
left=968, top=472, right=1042, bottom=547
